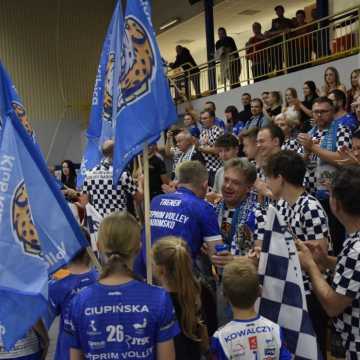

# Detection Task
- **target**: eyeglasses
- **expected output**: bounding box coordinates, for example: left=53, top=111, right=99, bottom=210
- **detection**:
left=312, top=110, right=331, bottom=116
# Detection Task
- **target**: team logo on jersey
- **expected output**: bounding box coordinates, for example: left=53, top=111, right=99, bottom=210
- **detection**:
left=102, top=52, right=115, bottom=124
left=12, top=180, right=41, bottom=257
left=118, top=15, right=155, bottom=112
left=11, top=101, right=34, bottom=138
left=248, top=336, right=258, bottom=350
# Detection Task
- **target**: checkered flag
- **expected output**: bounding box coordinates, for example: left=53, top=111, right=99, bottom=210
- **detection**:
left=257, top=205, right=322, bottom=360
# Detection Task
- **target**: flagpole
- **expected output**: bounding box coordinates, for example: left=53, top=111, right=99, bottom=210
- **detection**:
left=143, top=142, right=152, bottom=284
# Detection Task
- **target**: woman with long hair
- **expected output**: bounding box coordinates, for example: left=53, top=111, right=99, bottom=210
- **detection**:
left=153, top=237, right=217, bottom=360
left=61, top=160, right=77, bottom=190
left=224, top=105, right=244, bottom=136
left=298, top=80, right=319, bottom=131
left=320, top=66, right=346, bottom=96
left=67, top=212, right=179, bottom=360
left=347, top=69, right=360, bottom=112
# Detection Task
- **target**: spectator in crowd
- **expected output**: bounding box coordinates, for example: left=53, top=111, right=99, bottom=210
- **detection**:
left=175, top=130, right=205, bottom=166
left=238, top=93, right=252, bottom=125
left=199, top=110, right=224, bottom=186
left=48, top=229, right=97, bottom=360
left=264, top=90, right=282, bottom=119
left=298, top=97, right=352, bottom=256
left=288, top=9, right=313, bottom=71
left=240, top=127, right=259, bottom=161
left=143, top=161, right=222, bottom=267
left=164, top=127, right=183, bottom=179
left=274, top=112, right=302, bottom=152
left=320, top=66, right=346, bottom=96
left=261, top=91, right=270, bottom=108
left=67, top=212, right=179, bottom=359
left=346, top=69, right=360, bottom=113
left=169, top=45, right=200, bottom=98
left=61, top=160, right=77, bottom=190
left=224, top=105, right=244, bottom=136
left=299, top=80, right=319, bottom=132
left=147, top=143, right=170, bottom=200
left=82, top=140, right=143, bottom=217
left=215, top=27, right=241, bottom=89
left=283, top=87, right=301, bottom=121
left=265, top=5, right=294, bottom=73
left=328, top=89, right=358, bottom=132
left=264, top=151, right=330, bottom=357
left=246, top=22, right=268, bottom=82
left=205, top=101, right=226, bottom=129
left=211, top=258, right=291, bottom=359
left=297, top=166, right=360, bottom=360
left=183, top=112, right=200, bottom=139
left=153, top=237, right=217, bottom=360
left=245, top=98, right=270, bottom=129
left=213, top=158, right=258, bottom=258
left=213, top=134, right=240, bottom=194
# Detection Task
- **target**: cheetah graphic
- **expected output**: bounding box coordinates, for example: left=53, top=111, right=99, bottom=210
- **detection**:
left=11, top=102, right=34, bottom=138
left=117, top=15, right=155, bottom=111
left=102, top=53, right=115, bottom=124
left=12, top=180, right=41, bottom=257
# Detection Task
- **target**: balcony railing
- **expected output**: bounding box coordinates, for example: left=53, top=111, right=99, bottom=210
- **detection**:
left=167, top=6, right=360, bottom=103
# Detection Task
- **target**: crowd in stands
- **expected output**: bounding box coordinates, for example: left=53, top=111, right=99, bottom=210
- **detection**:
left=4, top=64, right=360, bottom=360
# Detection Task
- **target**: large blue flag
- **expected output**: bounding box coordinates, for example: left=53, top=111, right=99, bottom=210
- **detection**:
left=0, top=111, right=87, bottom=350
left=77, top=1, right=124, bottom=187
left=258, top=205, right=322, bottom=359
left=112, top=0, right=177, bottom=182
left=0, top=61, right=36, bottom=144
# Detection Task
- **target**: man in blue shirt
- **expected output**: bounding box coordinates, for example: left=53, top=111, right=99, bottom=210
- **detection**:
left=205, top=101, right=226, bottom=129
left=136, top=161, right=222, bottom=276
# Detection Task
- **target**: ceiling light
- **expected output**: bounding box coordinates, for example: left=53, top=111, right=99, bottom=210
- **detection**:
left=159, top=17, right=180, bottom=31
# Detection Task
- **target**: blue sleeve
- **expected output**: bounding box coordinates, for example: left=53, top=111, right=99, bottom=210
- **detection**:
left=279, top=328, right=292, bottom=360
left=64, top=296, right=82, bottom=349
left=201, top=204, right=222, bottom=243
left=156, top=291, right=180, bottom=343
left=211, top=336, right=227, bottom=360
left=44, top=280, right=61, bottom=328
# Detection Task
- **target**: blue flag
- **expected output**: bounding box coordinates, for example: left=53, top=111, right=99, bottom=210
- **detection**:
left=258, top=205, right=322, bottom=359
left=0, top=111, right=87, bottom=350
left=112, top=0, right=177, bottom=182
left=77, top=1, right=124, bottom=187
left=0, top=61, right=36, bottom=144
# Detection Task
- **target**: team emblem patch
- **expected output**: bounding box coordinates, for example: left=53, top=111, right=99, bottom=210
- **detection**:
left=11, top=101, right=34, bottom=138
left=118, top=15, right=155, bottom=111
left=12, top=180, right=41, bottom=257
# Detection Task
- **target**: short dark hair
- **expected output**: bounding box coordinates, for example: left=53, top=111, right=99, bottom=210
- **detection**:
left=242, top=92, right=251, bottom=98
left=329, top=89, right=347, bottom=109
left=215, top=134, right=239, bottom=148
left=265, top=150, right=306, bottom=186
left=251, top=98, right=263, bottom=108
left=296, top=9, right=306, bottom=17
left=275, top=5, right=284, bottom=11
left=261, top=91, right=269, bottom=96
left=240, top=127, right=259, bottom=141
left=313, top=96, right=335, bottom=108
left=218, top=27, right=226, bottom=33
left=260, top=124, right=285, bottom=147
left=201, top=109, right=215, bottom=118
left=205, top=101, right=216, bottom=111
left=331, top=166, right=360, bottom=215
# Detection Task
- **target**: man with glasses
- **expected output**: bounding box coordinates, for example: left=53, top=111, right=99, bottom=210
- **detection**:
left=298, top=97, right=352, bottom=256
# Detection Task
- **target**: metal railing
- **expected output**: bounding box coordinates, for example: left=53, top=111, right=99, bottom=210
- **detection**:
left=167, top=6, right=360, bottom=102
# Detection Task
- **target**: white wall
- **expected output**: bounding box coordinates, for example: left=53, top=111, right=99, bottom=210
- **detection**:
left=178, top=54, right=360, bottom=117
left=0, top=0, right=114, bottom=165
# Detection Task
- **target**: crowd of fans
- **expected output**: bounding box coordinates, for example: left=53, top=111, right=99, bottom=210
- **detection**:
left=169, top=4, right=339, bottom=97
left=4, top=65, right=360, bottom=360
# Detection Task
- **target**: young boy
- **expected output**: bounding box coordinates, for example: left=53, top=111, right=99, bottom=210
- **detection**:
left=211, top=258, right=291, bottom=359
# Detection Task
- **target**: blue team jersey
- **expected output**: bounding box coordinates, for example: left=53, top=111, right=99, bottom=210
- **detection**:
left=215, top=117, right=226, bottom=130
left=149, top=187, right=221, bottom=256
left=337, top=113, right=358, bottom=133
left=232, top=121, right=245, bottom=137
left=48, top=269, right=98, bottom=360
left=211, top=316, right=291, bottom=360
left=66, top=280, right=180, bottom=359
